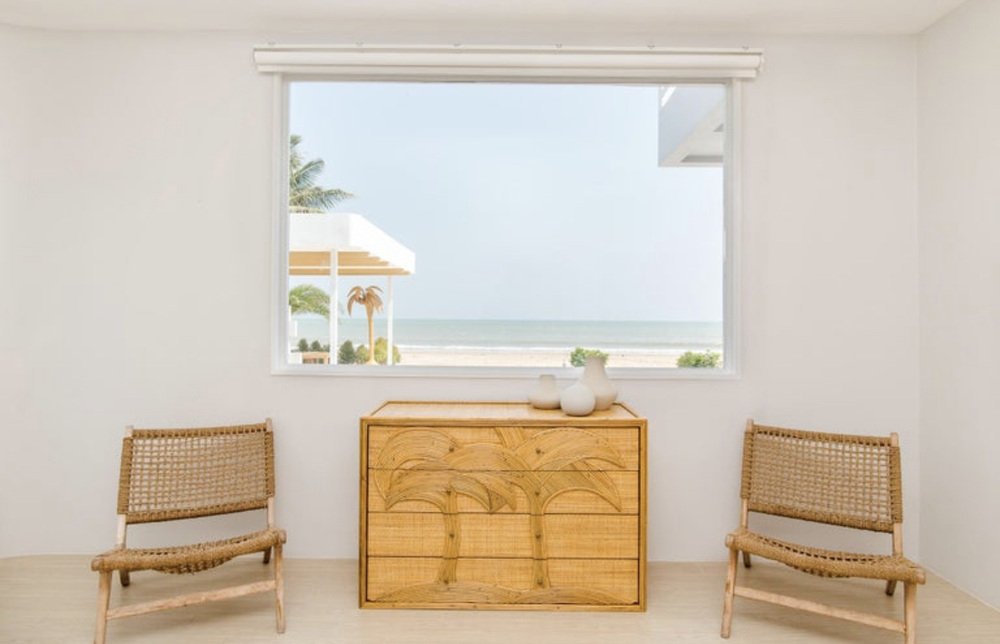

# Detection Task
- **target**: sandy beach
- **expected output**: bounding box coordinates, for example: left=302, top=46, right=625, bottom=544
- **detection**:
left=297, top=318, right=723, bottom=369
left=397, top=346, right=705, bottom=368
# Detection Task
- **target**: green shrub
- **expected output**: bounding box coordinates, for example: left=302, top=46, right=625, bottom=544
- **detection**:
left=677, top=350, right=721, bottom=368
left=338, top=340, right=357, bottom=364
left=569, top=347, right=608, bottom=367
left=356, top=337, right=401, bottom=365
left=296, top=338, right=329, bottom=353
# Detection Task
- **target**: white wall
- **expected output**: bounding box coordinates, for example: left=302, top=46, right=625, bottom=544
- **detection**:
left=918, top=0, right=1000, bottom=610
left=0, top=25, right=920, bottom=562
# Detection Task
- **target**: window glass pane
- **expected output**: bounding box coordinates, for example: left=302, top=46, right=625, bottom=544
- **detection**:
left=286, top=82, right=725, bottom=369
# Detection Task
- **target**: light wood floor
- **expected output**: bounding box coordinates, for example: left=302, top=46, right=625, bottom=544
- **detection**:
left=2, top=556, right=998, bottom=643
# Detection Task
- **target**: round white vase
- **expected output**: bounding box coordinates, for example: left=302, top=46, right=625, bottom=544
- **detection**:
left=560, top=380, right=596, bottom=416
left=528, top=374, right=561, bottom=409
left=582, top=355, right=617, bottom=411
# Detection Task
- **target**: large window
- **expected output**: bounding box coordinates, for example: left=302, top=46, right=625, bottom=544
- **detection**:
left=263, top=46, right=756, bottom=376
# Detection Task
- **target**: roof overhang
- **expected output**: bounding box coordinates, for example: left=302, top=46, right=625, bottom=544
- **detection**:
left=658, top=85, right=726, bottom=168
left=288, top=213, right=415, bottom=276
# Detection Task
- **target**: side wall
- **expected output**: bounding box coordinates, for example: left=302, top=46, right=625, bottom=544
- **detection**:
left=0, top=25, right=920, bottom=561
left=918, top=0, right=1000, bottom=610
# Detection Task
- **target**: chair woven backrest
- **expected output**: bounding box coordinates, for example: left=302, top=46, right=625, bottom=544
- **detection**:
left=117, top=422, right=274, bottom=524
left=741, top=423, right=902, bottom=533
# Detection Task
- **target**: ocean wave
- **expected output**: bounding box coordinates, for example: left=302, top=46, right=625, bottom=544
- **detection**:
left=294, top=317, right=723, bottom=352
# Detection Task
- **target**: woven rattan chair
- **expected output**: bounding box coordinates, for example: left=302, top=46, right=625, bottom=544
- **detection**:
left=91, top=420, right=286, bottom=644
left=721, top=420, right=925, bottom=643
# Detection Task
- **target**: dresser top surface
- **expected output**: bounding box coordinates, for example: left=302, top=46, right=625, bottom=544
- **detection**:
left=365, top=401, right=642, bottom=422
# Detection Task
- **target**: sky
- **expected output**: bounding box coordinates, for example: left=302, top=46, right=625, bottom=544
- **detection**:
left=289, top=81, right=724, bottom=322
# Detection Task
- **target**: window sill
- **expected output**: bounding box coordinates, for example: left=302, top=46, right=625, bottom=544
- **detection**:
left=270, top=364, right=739, bottom=381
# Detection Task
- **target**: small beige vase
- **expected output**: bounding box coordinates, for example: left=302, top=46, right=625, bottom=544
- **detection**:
left=528, top=374, right=561, bottom=409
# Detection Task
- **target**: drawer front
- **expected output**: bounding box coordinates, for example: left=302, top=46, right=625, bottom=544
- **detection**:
left=367, top=469, right=640, bottom=514
left=368, top=424, right=640, bottom=471
left=368, top=513, right=639, bottom=559
left=367, top=557, right=639, bottom=605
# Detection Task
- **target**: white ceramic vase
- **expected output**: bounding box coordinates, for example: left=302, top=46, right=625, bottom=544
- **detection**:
left=560, top=380, right=596, bottom=416
left=528, top=374, right=561, bottom=409
left=582, top=355, right=617, bottom=411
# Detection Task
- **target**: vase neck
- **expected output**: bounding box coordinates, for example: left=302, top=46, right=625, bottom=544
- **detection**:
left=583, top=356, right=607, bottom=377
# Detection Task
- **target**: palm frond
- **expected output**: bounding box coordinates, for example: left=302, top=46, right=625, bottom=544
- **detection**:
left=365, top=292, right=384, bottom=315
left=289, top=186, right=354, bottom=213
left=290, top=158, right=325, bottom=189
left=346, top=285, right=364, bottom=315
left=516, top=428, right=626, bottom=471
left=288, top=284, right=330, bottom=318
left=346, top=285, right=384, bottom=316
left=288, top=134, right=354, bottom=213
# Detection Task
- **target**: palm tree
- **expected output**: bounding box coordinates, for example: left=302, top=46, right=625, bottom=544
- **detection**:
left=346, top=285, right=384, bottom=365
left=289, top=134, right=353, bottom=213
left=288, top=284, right=330, bottom=318
left=373, top=429, right=517, bottom=584
left=497, top=427, right=624, bottom=591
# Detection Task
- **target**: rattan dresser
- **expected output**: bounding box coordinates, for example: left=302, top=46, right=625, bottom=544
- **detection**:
left=360, top=401, right=647, bottom=611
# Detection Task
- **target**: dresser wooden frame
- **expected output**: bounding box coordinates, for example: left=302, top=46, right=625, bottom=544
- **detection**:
left=360, top=401, right=647, bottom=611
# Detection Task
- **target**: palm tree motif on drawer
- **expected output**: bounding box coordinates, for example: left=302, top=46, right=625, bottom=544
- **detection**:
left=372, top=428, right=520, bottom=584
left=371, top=426, right=627, bottom=604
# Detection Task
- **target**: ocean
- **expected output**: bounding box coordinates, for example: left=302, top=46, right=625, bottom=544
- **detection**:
left=292, top=317, right=722, bottom=354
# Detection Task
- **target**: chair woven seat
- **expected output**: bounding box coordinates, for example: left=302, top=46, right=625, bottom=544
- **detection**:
left=726, top=527, right=925, bottom=584
left=91, top=528, right=286, bottom=574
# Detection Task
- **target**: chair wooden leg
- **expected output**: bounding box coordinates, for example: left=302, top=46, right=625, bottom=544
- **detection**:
left=94, top=571, right=112, bottom=644
left=274, top=542, right=286, bottom=633
left=885, top=579, right=897, bottom=596
left=262, top=547, right=271, bottom=565
left=721, top=548, right=739, bottom=638
left=119, top=570, right=130, bottom=587
left=903, top=582, right=917, bottom=644
left=742, top=551, right=752, bottom=569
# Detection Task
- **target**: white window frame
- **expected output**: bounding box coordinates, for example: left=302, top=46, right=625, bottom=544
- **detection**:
left=261, top=45, right=760, bottom=380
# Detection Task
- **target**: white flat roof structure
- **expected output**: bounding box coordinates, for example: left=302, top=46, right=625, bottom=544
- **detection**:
left=289, top=212, right=415, bottom=276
